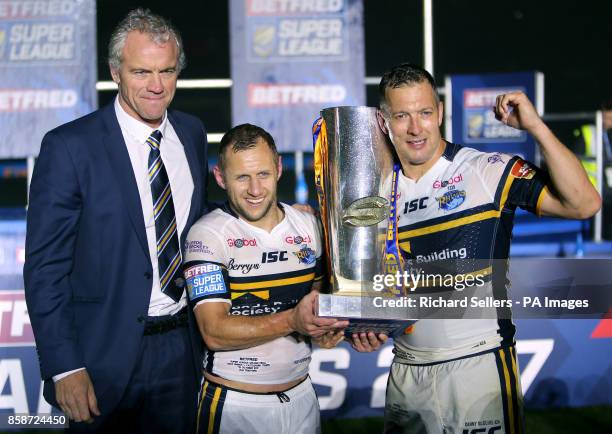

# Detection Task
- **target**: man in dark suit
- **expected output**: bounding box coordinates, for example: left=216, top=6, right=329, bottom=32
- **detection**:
left=23, top=9, right=206, bottom=433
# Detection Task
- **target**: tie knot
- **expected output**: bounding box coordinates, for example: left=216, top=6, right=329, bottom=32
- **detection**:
left=147, top=130, right=163, bottom=150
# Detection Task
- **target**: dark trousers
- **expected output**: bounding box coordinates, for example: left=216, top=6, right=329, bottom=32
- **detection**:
left=68, top=324, right=198, bottom=434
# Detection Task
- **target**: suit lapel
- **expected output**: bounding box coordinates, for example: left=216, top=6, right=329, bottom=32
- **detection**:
left=100, top=104, right=150, bottom=257
left=169, top=112, right=203, bottom=242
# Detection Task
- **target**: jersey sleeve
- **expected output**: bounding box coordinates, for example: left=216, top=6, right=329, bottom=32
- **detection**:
left=503, top=157, right=549, bottom=215
left=183, top=221, right=231, bottom=309
left=476, top=153, right=548, bottom=216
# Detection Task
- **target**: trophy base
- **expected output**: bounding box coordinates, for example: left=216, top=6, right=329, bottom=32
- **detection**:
left=318, top=293, right=416, bottom=338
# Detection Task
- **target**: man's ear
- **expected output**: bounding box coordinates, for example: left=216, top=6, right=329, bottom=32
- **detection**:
left=110, top=66, right=120, bottom=84
left=213, top=165, right=226, bottom=190
left=438, top=101, right=444, bottom=126
left=377, top=109, right=389, bottom=134
left=276, top=155, right=283, bottom=181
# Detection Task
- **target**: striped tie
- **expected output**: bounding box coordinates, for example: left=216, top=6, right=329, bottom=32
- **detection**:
left=147, top=130, right=183, bottom=302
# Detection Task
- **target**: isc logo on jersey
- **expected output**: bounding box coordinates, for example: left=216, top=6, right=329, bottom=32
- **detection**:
left=262, top=250, right=289, bottom=263
left=403, top=197, right=428, bottom=214
left=185, top=263, right=227, bottom=300
left=227, top=238, right=257, bottom=248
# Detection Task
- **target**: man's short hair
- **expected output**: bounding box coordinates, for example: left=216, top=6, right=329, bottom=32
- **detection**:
left=218, top=124, right=279, bottom=170
left=379, top=63, right=439, bottom=113
left=108, top=8, right=186, bottom=73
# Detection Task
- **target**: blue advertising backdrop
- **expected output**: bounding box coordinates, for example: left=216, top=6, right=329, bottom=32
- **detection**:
left=0, top=0, right=97, bottom=158
left=448, top=71, right=540, bottom=162
left=229, top=0, right=365, bottom=152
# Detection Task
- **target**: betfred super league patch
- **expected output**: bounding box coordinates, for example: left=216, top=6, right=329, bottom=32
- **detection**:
left=184, top=262, right=227, bottom=301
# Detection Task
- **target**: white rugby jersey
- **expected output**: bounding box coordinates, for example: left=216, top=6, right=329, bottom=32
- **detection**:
left=184, top=203, right=324, bottom=384
left=393, top=142, right=547, bottom=364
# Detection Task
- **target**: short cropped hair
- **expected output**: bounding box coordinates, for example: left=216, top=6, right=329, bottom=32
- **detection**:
left=379, top=63, right=439, bottom=113
left=108, top=8, right=186, bottom=72
left=218, top=124, right=279, bottom=170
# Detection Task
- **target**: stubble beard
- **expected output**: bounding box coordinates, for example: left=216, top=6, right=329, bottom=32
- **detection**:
left=235, top=195, right=275, bottom=224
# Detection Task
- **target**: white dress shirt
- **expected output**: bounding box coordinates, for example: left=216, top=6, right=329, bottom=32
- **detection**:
left=114, top=96, right=193, bottom=316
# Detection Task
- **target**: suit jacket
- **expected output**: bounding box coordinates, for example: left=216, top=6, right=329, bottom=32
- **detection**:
left=23, top=102, right=207, bottom=414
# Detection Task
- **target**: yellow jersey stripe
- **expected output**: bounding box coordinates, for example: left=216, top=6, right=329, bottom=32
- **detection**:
left=399, top=240, right=411, bottom=254
left=231, top=290, right=270, bottom=300
left=498, top=169, right=515, bottom=211
left=535, top=186, right=549, bottom=217
left=397, top=164, right=517, bottom=240
left=398, top=209, right=500, bottom=239
left=509, top=347, right=522, bottom=433
left=230, top=272, right=315, bottom=290
left=196, top=381, right=209, bottom=434
left=208, top=386, right=222, bottom=434
left=499, top=348, right=516, bottom=434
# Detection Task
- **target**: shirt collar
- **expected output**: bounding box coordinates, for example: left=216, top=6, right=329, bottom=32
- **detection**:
left=114, top=96, right=169, bottom=145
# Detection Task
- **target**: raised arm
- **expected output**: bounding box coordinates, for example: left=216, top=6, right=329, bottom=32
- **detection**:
left=494, top=91, right=601, bottom=219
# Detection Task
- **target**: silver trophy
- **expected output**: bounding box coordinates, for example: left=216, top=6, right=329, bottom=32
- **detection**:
left=314, top=106, right=415, bottom=337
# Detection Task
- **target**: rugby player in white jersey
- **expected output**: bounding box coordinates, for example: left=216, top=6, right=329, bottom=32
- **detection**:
left=183, top=124, right=383, bottom=434
left=376, top=63, right=600, bottom=434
